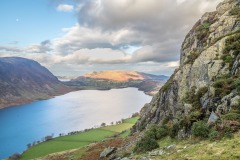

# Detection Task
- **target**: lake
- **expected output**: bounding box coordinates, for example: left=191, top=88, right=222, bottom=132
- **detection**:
left=0, top=88, right=152, bottom=159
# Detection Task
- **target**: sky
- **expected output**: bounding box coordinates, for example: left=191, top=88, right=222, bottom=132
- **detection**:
left=0, top=0, right=222, bottom=77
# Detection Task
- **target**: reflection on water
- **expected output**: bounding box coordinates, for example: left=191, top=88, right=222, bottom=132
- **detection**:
left=0, top=88, right=152, bottom=159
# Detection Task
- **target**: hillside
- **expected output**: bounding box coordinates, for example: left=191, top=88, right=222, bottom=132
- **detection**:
left=133, top=0, right=240, bottom=132
left=0, top=57, right=73, bottom=108
left=81, top=70, right=168, bottom=82
left=65, top=70, right=168, bottom=95
left=83, top=70, right=145, bottom=82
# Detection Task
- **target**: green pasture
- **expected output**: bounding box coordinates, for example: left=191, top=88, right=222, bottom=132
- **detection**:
left=21, top=117, right=139, bottom=160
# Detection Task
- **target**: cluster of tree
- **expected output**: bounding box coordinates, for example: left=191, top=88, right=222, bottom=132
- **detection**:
left=132, top=112, right=139, bottom=117
left=26, top=134, right=54, bottom=149
left=8, top=153, right=21, bottom=160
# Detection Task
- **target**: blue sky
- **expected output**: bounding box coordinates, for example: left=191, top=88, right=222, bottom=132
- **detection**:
left=0, top=0, right=222, bottom=77
left=0, top=0, right=76, bottom=46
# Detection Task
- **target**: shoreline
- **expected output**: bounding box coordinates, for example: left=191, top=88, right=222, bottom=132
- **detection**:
left=0, top=87, right=153, bottom=109
left=19, top=116, right=140, bottom=160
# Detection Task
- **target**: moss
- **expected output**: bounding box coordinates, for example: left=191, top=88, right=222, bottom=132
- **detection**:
left=224, top=33, right=240, bottom=56
left=229, top=5, right=240, bottom=19
left=235, top=78, right=240, bottom=93
left=189, top=110, right=203, bottom=122
left=195, top=21, right=211, bottom=45
left=221, top=32, right=240, bottom=69
left=213, top=77, right=235, bottom=98
left=161, top=81, right=172, bottom=92
left=201, top=22, right=211, bottom=29
left=221, top=55, right=234, bottom=64
left=223, top=113, right=240, bottom=121
left=185, top=51, right=200, bottom=64
left=185, top=86, right=208, bottom=109
left=161, top=74, right=174, bottom=92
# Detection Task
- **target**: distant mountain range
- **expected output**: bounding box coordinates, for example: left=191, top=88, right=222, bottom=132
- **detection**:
left=65, top=70, right=168, bottom=95
left=0, top=57, right=73, bottom=108
left=81, top=70, right=168, bottom=81
left=0, top=57, right=168, bottom=108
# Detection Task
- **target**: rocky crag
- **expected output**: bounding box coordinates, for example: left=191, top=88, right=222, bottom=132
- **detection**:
left=0, top=57, right=73, bottom=108
left=133, top=0, right=240, bottom=138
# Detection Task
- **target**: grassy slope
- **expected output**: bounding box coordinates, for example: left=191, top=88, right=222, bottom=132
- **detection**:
left=133, top=131, right=240, bottom=160
left=21, top=117, right=139, bottom=160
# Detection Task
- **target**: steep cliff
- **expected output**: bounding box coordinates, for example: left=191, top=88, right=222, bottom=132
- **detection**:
left=0, top=57, right=73, bottom=108
left=133, top=0, right=240, bottom=137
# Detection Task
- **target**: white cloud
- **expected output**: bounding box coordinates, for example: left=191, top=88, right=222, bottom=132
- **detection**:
left=1, top=0, right=223, bottom=76
left=52, top=0, right=221, bottom=63
left=56, top=4, right=74, bottom=12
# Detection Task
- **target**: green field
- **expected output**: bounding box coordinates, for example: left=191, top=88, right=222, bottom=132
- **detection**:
left=123, top=116, right=139, bottom=123
left=21, top=117, right=139, bottom=160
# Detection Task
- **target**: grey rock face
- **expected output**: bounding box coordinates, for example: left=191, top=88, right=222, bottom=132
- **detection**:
left=216, top=91, right=239, bottom=114
left=138, top=157, right=150, bottom=160
left=120, top=158, right=130, bottom=160
left=166, top=144, right=176, bottom=151
left=133, top=0, right=240, bottom=135
left=207, top=112, right=219, bottom=125
left=100, top=147, right=116, bottom=158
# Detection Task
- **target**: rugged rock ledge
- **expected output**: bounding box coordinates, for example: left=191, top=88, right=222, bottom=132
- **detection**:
left=133, top=0, right=240, bottom=136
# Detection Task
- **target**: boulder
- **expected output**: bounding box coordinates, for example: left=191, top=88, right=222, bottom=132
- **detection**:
left=166, top=144, right=176, bottom=151
left=230, top=95, right=240, bottom=107
left=138, top=157, right=150, bottom=160
left=100, top=147, right=116, bottom=158
left=148, top=149, right=165, bottom=157
left=207, top=112, right=219, bottom=125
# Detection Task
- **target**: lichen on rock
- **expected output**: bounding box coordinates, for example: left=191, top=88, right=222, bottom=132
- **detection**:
left=133, top=0, right=240, bottom=139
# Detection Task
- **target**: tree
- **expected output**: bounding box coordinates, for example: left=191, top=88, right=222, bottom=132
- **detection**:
left=101, top=122, right=106, bottom=127
left=45, top=135, right=53, bottom=141
left=9, top=153, right=21, bottom=160
left=27, top=143, right=31, bottom=149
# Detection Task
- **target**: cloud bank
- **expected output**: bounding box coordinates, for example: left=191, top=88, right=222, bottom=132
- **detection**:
left=0, top=0, right=222, bottom=76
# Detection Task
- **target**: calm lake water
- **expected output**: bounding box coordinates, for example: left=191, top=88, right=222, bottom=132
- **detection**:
left=0, top=88, right=151, bottom=159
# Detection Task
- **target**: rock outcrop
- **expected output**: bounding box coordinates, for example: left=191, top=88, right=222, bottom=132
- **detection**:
left=0, top=57, right=73, bottom=108
left=133, top=0, right=240, bottom=136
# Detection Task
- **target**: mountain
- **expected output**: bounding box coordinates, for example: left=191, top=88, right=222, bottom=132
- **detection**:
left=0, top=57, right=73, bottom=108
left=133, top=0, right=240, bottom=136
left=64, top=70, right=168, bottom=95
left=80, top=70, right=168, bottom=82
